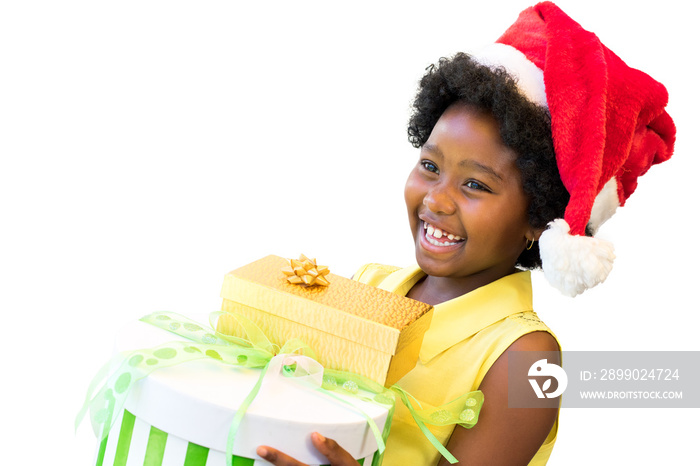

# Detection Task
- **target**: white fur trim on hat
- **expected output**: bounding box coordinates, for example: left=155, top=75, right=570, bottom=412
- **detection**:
left=471, top=43, right=547, bottom=108
left=539, top=219, right=615, bottom=297
left=588, top=178, right=620, bottom=235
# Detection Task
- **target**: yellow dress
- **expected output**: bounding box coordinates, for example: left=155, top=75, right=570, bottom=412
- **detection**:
left=354, top=264, right=559, bottom=466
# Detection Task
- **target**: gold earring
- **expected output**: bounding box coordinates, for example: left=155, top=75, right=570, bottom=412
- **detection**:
left=526, top=238, right=535, bottom=250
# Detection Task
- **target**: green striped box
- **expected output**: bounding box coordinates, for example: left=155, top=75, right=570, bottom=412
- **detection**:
left=96, top=409, right=380, bottom=466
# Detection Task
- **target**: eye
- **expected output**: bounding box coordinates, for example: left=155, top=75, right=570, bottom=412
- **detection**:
left=421, top=160, right=439, bottom=174
left=464, top=180, right=491, bottom=192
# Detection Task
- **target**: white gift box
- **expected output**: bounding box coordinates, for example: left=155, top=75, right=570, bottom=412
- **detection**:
left=94, top=319, right=392, bottom=466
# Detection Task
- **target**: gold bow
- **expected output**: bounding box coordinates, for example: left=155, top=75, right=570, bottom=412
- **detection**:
left=282, top=254, right=331, bottom=286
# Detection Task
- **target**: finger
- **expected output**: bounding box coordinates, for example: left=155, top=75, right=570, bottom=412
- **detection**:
left=310, top=433, right=359, bottom=465
left=256, top=445, right=308, bottom=466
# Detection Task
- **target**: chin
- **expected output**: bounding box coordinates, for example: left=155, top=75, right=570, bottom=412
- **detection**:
left=414, top=247, right=458, bottom=278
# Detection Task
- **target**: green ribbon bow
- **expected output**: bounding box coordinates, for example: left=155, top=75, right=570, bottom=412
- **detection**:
left=76, top=311, right=483, bottom=465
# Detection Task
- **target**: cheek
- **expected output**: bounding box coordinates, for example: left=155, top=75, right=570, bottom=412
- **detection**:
left=404, top=170, right=425, bottom=238
left=404, top=169, right=424, bottom=212
left=488, top=199, right=531, bottom=243
left=465, top=196, right=530, bottom=243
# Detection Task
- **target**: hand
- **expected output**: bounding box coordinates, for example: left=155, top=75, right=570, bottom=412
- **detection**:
left=257, top=432, right=359, bottom=466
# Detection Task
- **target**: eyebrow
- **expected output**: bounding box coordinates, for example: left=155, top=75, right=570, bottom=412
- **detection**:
left=460, top=159, right=504, bottom=181
left=423, top=143, right=504, bottom=181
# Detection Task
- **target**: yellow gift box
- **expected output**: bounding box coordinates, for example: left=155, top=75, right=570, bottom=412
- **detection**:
left=217, top=255, right=433, bottom=387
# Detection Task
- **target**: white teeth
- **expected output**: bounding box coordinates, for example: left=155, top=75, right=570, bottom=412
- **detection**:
left=423, top=222, right=465, bottom=244
left=426, top=235, right=460, bottom=247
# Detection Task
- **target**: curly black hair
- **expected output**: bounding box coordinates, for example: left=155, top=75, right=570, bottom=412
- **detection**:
left=407, top=52, right=569, bottom=269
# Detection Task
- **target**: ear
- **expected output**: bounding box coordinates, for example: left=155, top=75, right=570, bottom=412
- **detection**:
left=527, top=225, right=546, bottom=242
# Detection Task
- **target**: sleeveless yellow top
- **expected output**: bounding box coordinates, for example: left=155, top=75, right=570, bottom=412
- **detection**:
left=354, top=264, right=559, bottom=466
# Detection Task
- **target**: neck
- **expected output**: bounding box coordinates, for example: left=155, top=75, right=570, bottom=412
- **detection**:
left=408, top=267, right=519, bottom=306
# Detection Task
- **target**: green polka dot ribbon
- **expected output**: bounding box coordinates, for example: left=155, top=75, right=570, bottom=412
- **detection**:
left=75, top=311, right=483, bottom=466
left=390, top=386, right=484, bottom=464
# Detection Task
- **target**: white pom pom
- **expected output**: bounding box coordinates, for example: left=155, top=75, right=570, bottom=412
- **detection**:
left=538, top=219, right=615, bottom=297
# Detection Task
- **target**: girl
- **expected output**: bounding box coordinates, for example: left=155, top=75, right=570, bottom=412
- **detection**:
left=258, top=51, right=563, bottom=466
left=257, top=2, right=674, bottom=464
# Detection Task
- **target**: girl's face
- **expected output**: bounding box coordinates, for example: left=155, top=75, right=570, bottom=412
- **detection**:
left=404, top=103, right=536, bottom=288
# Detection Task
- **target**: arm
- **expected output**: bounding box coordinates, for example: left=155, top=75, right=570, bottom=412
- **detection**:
left=438, top=331, right=560, bottom=466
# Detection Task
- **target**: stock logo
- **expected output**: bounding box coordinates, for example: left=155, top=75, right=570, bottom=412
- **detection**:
left=528, top=359, right=568, bottom=399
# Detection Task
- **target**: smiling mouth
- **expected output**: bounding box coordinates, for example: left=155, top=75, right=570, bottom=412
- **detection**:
left=423, top=222, right=466, bottom=247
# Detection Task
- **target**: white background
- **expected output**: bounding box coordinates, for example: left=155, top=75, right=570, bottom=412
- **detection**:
left=2, top=1, right=697, bottom=464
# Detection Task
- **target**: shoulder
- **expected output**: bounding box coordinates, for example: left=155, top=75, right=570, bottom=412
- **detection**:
left=501, top=312, right=560, bottom=355
left=483, top=330, right=560, bottom=395
left=507, top=329, right=560, bottom=354
left=488, top=324, right=561, bottom=388
left=470, top=311, right=559, bottom=385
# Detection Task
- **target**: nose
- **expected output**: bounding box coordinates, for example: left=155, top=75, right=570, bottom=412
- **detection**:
left=423, top=181, right=457, bottom=215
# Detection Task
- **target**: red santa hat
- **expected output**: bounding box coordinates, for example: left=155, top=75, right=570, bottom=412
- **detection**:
left=472, top=2, right=676, bottom=296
